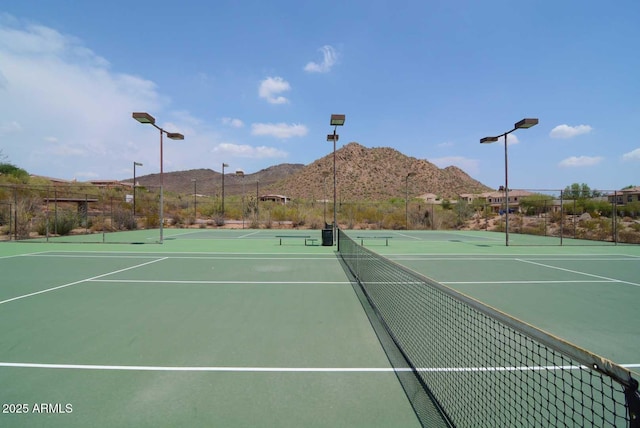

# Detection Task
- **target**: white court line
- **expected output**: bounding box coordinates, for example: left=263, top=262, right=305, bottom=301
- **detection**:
left=0, top=362, right=405, bottom=372
left=0, top=258, right=168, bottom=306
left=26, top=254, right=164, bottom=259
left=238, top=231, right=261, bottom=239
left=387, top=252, right=640, bottom=257
left=517, top=259, right=640, bottom=288
left=445, top=231, right=504, bottom=241
left=0, top=254, right=26, bottom=260
left=1, top=361, right=638, bottom=372
left=391, top=232, right=421, bottom=240
left=25, top=252, right=336, bottom=259
left=443, top=280, right=614, bottom=285
left=391, top=256, right=639, bottom=261
left=0, top=251, right=54, bottom=260
left=90, top=279, right=351, bottom=285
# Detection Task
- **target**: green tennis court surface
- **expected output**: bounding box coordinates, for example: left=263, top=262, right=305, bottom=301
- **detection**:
left=1, top=229, right=638, bottom=427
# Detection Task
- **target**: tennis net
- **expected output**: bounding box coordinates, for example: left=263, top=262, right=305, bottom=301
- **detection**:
left=337, top=230, right=639, bottom=427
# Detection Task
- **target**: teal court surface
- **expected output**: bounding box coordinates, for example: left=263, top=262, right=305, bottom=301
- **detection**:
left=0, top=229, right=638, bottom=427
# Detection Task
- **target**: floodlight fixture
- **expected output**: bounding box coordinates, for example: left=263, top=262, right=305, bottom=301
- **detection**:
left=515, top=118, right=539, bottom=129
left=132, top=112, right=155, bottom=124
left=480, top=136, right=500, bottom=144
left=166, top=132, right=184, bottom=140
left=330, top=114, right=346, bottom=126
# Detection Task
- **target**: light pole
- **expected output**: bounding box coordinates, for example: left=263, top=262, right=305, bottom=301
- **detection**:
left=221, top=162, right=229, bottom=217
left=255, top=180, right=259, bottom=225
left=132, top=112, right=184, bottom=243
left=191, top=178, right=197, bottom=221
left=327, top=114, right=345, bottom=244
left=236, top=169, right=245, bottom=229
left=405, top=172, right=416, bottom=229
left=133, top=161, right=142, bottom=217
left=322, top=171, right=330, bottom=225
left=481, top=118, right=538, bottom=246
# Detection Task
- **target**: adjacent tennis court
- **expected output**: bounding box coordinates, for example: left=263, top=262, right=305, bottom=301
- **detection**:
left=0, top=229, right=638, bottom=427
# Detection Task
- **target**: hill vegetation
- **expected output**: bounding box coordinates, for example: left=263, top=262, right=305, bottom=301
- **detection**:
left=133, top=142, right=491, bottom=201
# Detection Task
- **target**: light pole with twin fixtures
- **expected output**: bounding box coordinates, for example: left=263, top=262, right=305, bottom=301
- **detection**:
left=327, top=114, right=345, bottom=245
left=481, top=118, right=538, bottom=246
left=132, top=112, right=184, bottom=243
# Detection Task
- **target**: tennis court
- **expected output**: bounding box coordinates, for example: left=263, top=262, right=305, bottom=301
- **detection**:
left=1, top=229, right=638, bottom=427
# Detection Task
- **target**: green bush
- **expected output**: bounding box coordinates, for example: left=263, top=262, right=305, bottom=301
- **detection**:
left=37, top=211, right=77, bottom=236
left=112, top=208, right=137, bottom=230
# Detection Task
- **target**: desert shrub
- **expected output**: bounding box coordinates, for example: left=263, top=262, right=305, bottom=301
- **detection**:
left=521, top=223, right=547, bottom=236
left=212, top=216, right=225, bottom=227
left=145, top=212, right=160, bottom=229
left=37, top=210, right=77, bottom=236
left=171, top=212, right=184, bottom=227
left=290, top=207, right=306, bottom=228
left=618, top=229, right=640, bottom=244
left=112, top=207, right=137, bottom=230
left=381, top=210, right=405, bottom=230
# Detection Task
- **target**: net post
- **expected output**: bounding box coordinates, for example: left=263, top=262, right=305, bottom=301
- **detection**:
left=627, top=377, right=640, bottom=428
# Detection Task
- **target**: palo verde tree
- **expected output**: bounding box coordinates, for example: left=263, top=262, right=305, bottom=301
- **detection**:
left=0, top=150, right=29, bottom=182
left=562, top=183, right=602, bottom=199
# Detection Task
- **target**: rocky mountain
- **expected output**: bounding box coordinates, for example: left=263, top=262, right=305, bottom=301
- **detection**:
left=132, top=142, right=492, bottom=200
left=131, top=164, right=305, bottom=197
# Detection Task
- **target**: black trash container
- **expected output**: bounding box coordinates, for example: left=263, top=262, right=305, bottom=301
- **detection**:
left=322, top=227, right=333, bottom=246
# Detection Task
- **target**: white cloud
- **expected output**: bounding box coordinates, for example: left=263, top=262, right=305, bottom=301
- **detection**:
left=622, top=148, right=640, bottom=161
left=48, top=142, right=88, bottom=157
left=558, top=155, right=603, bottom=167
left=437, top=141, right=454, bottom=148
left=0, top=16, right=174, bottom=179
left=221, top=117, right=244, bottom=128
left=258, top=76, right=290, bottom=104
left=304, top=45, right=338, bottom=73
left=251, top=123, right=308, bottom=139
left=430, top=156, right=479, bottom=175
left=0, top=120, right=22, bottom=134
left=211, top=143, right=287, bottom=159
left=550, top=124, right=593, bottom=139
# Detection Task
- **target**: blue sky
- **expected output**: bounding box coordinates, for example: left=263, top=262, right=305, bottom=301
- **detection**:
left=1, top=0, right=639, bottom=191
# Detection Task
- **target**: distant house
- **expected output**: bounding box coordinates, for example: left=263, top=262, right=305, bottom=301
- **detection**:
left=459, top=192, right=493, bottom=204
left=259, top=194, right=289, bottom=204
left=88, top=180, right=132, bottom=189
left=460, top=189, right=534, bottom=213
left=607, top=186, right=640, bottom=205
left=415, top=193, right=439, bottom=203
